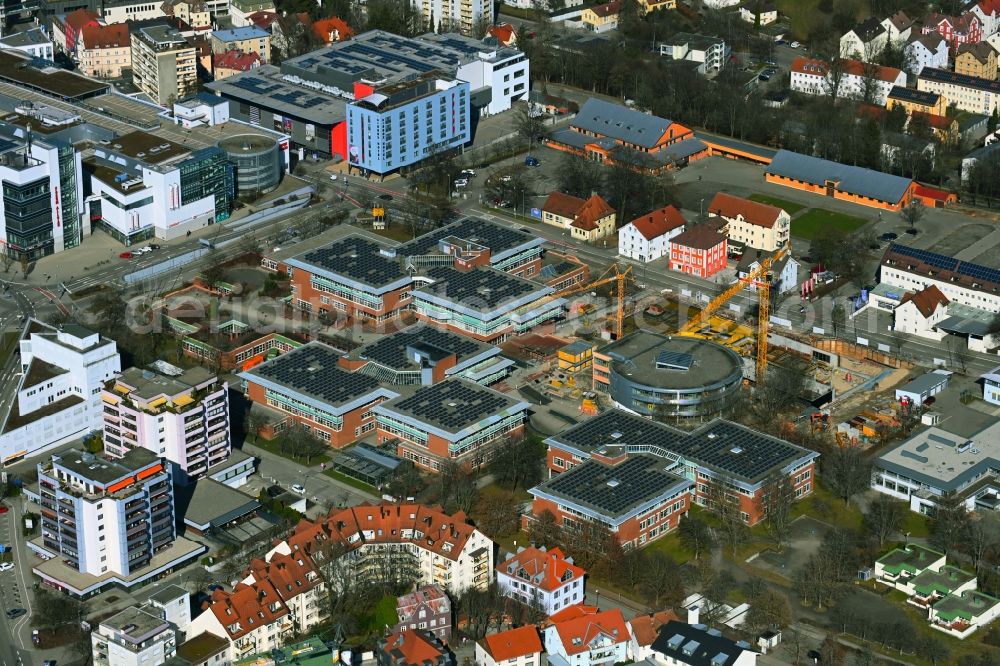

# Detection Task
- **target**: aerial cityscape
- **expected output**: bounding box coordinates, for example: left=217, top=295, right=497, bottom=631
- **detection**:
left=2, top=0, right=1000, bottom=665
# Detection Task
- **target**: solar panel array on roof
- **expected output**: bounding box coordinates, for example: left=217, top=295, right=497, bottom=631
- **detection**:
left=418, top=266, right=538, bottom=310
left=655, top=350, right=693, bottom=370
left=228, top=75, right=332, bottom=109
left=539, top=455, right=686, bottom=516
left=554, top=409, right=810, bottom=483
left=392, top=217, right=534, bottom=259
left=383, top=379, right=518, bottom=432
left=249, top=343, right=382, bottom=406
left=358, top=327, right=486, bottom=370
left=888, top=244, right=1000, bottom=285
left=295, top=237, right=406, bottom=287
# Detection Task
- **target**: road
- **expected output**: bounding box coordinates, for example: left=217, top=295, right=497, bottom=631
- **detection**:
left=0, top=500, right=40, bottom=666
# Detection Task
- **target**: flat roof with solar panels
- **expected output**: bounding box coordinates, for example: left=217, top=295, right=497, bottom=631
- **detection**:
left=882, top=243, right=1000, bottom=294
left=373, top=378, right=529, bottom=441
left=547, top=408, right=817, bottom=486
left=239, top=342, right=399, bottom=413
left=343, top=327, right=499, bottom=380
left=529, top=454, right=692, bottom=524
left=205, top=65, right=348, bottom=126
left=413, top=266, right=553, bottom=315
left=285, top=236, right=411, bottom=294
left=384, top=217, right=544, bottom=267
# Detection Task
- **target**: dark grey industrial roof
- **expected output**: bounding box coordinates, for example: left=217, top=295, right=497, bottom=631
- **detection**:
left=572, top=98, right=674, bottom=150
left=389, top=217, right=536, bottom=260
left=921, top=67, right=1000, bottom=94
left=292, top=236, right=407, bottom=288
left=548, top=408, right=816, bottom=485
left=416, top=266, right=539, bottom=311
left=243, top=342, right=384, bottom=407
left=766, top=149, right=913, bottom=204
left=938, top=316, right=993, bottom=336
left=897, top=371, right=950, bottom=396
left=378, top=378, right=524, bottom=433
left=532, top=454, right=690, bottom=519
left=206, top=65, right=348, bottom=126
left=350, top=327, right=491, bottom=371
left=651, top=621, right=751, bottom=666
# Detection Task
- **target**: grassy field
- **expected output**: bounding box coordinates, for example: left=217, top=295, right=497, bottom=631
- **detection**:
left=792, top=208, right=869, bottom=240
left=748, top=193, right=807, bottom=215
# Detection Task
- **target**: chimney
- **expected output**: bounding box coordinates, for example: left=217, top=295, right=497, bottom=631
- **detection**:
left=686, top=604, right=699, bottom=625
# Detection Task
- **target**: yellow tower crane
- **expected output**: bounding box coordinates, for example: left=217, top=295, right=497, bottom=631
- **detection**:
left=552, top=263, right=635, bottom=340
left=678, top=245, right=788, bottom=385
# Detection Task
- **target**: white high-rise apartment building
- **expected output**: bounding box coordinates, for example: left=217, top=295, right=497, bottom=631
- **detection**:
left=101, top=366, right=230, bottom=482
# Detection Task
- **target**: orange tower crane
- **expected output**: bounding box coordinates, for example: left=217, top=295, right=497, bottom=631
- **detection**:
left=551, top=263, right=635, bottom=340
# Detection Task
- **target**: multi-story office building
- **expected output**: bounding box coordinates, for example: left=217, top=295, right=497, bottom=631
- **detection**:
left=0, top=320, right=120, bottom=465
left=347, top=73, right=470, bottom=176
left=27, top=447, right=176, bottom=578
left=85, top=130, right=233, bottom=244
left=268, top=502, right=495, bottom=594
left=131, top=24, right=197, bottom=106
left=410, top=266, right=563, bottom=343
left=239, top=341, right=399, bottom=447
left=540, top=408, right=818, bottom=529
left=0, top=27, right=55, bottom=60
left=101, top=366, right=231, bottom=482
left=0, top=121, right=85, bottom=259
left=207, top=30, right=528, bottom=161
left=92, top=606, right=177, bottom=666
left=374, top=378, right=530, bottom=471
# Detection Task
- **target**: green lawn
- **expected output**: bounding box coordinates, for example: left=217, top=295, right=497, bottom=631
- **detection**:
left=251, top=437, right=331, bottom=466
left=791, top=208, right=869, bottom=240
left=901, top=511, right=932, bottom=539
left=748, top=193, right=807, bottom=215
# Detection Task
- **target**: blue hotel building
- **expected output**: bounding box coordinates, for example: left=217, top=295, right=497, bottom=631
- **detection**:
left=347, top=73, right=470, bottom=176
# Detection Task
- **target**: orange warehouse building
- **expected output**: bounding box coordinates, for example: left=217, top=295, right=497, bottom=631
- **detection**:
left=537, top=408, right=818, bottom=529
left=239, top=341, right=399, bottom=447
left=765, top=149, right=918, bottom=212
left=528, top=454, right=693, bottom=549
left=547, top=97, right=708, bottom=173
left=374, top=378, right=529, bottom=472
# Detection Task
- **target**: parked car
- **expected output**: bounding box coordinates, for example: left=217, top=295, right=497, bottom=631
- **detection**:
left=290, top=483, right=306, bottom=494
left=0, top=562, right=14, bottom=572
left=880, top=232, right=898, bottom=242
left=6, top=607, right=26, bottom=618
left=525, top=155, right=540, bottom=167
left=454, top=178, right=468, bottom=188
left=329, top=173, right=338, bottom=181
left=758, top=73, right=771, bottom=81
left=461, top=169, right=476, bottom=177
left=149, top=244, right=161, bottom=250
left=119, top=251, right=134, bottom=259
left=790, top=41, right=801, bottom=48
left=0, top=504, right=8, bottom=514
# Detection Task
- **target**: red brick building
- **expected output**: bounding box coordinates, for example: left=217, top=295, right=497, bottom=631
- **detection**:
left=668, top=220, right=728, bottom=278
left=536, top=408, right=818, bottom=532
left=374, top=378, right=530, bottom=472
left=239, top=341, right=399, bottom=446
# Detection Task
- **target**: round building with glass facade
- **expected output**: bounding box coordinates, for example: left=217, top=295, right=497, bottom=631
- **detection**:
left=593, top=330, right=744, bottom=422
left=218, top=135, right=281, bottom=197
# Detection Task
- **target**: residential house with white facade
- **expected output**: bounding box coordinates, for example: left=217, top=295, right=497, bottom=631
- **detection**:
left=187, top=579, right=294, bottom=661
left=627, top=610, right=680, bottom=662
left=841, top=17, right=888, bottom=59
left=92, top=605, right=177, bottom=666
left=476, top=626, right=543, bottom=666
left=0, top=320, right=120, bottom=465
left=544, top=607, right=630, bottom=666
left=735, top=250, right=799, bottom=295
left=891, top=284, right=950, bottom=340
left=882, top=11, right=914, bottom=44
left=706, top=192, right=789, bottom=252
left=496, top=546, right=586, bottom=616
left=658, top=32, right=725, bottom=74
left=971, top=0, right=1000, bottom=37
left=906, top=33, right=950, bottom=75
left=791, top=57, right=906, bottom=105
left=738, top=2, right=776, bottom=26
left=618, top=205, right=686, bottom=263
